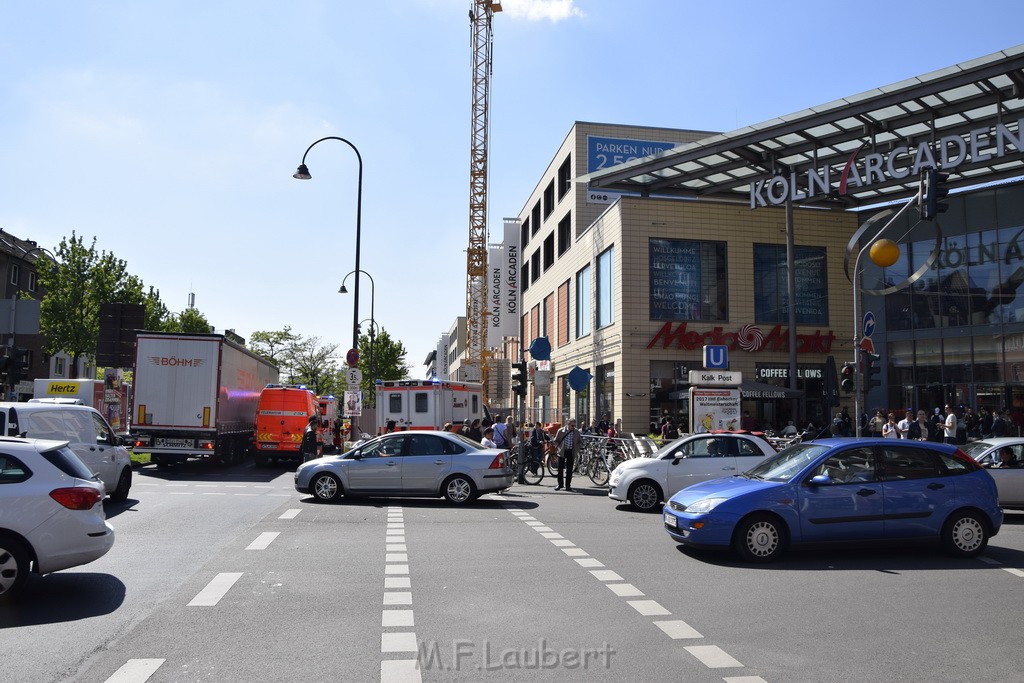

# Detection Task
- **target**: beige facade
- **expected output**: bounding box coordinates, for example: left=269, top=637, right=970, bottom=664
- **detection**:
left=513, top=122, right=860, bottom=435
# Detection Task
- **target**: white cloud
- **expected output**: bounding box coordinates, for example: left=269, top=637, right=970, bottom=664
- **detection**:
left=501, top=0, right=585, bottom=21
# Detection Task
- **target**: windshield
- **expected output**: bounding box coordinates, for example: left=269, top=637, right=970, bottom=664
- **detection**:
left=961, top=441, right=994, bottom=459
left=745, top=443, right=829, bottom=482
left=652, top=436, right=688, bottom=459
left=449, top=432, right=485, bottom=448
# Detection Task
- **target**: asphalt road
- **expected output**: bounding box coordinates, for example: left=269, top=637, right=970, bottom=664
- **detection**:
left=3, top=461, right=1023, bottom=682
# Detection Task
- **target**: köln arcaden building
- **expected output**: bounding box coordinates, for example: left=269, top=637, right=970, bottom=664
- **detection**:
left=504, top=45, right=1024, bottom=435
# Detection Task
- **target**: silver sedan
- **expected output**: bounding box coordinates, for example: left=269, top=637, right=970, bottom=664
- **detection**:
left=294, top=430, right=514, bottom=505
left=962, top=437, right=1024, bottom=509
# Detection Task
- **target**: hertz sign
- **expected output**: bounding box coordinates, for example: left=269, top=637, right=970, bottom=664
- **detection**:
left=45, top=382, right=82, bottom=395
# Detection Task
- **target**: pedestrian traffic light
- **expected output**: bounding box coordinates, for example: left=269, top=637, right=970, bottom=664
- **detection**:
left=921, top=168, right=950, bottom=220
left=863, top=352, right=881, bottom=392
left=511, top=362, right=528, bottom=397
left=8, top=348, right=28, bottom=386
left=0, top=355, right=9, bottom=383
left=840, top=362, right=855, bottom=393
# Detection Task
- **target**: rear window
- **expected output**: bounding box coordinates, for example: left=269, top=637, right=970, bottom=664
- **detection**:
left=0, top=453, right=31, bottom=483
left=41, top=445, right=96, bottom=480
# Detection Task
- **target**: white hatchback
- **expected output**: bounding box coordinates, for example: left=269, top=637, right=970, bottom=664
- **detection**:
left=608, top=432, right=777, bottom=511
left=0, top=438, right=115, bottom=600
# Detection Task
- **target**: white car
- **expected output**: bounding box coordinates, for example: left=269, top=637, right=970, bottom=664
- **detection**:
left=962, top=437, right=1024, bottom=509
left=0, top=402, right=132, bottom=501
left=608, top=432, right=776, bottom=511
left=0, top=438, right=115, bottom=600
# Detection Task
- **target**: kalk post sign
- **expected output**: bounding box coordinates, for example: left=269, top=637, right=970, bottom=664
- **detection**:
left=487, top=219, right=520, bottom=346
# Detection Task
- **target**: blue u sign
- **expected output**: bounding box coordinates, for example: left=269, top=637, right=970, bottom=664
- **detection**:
left=704, top=345, right=729, bottom=370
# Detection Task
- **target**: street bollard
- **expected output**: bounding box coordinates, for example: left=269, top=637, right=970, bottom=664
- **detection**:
left=517, top=441, right=526, bottom=484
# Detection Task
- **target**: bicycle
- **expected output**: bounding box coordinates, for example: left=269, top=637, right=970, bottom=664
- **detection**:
left=505, top=446, right=545, bottom=485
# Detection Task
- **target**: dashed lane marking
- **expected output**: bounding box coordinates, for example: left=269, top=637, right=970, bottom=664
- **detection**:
left=104, top=658, right=165, bottom=683
left=590, top=570, right=623, bottom=582
left=245, top=532, right=280, bottom=550
left=279, top=509, right=302, bottom=519
left=723, top=677, right=768, bottom=683
left=685, top=645, right=744, bottom=669
left=653, top=620, right=704, bottom=639
left=607, top=583, right=644, bottom=597
left=187, top=572, right=243, bottom=607
left=381, top=506, right=421, bottom=683
left=627, top=599, right=671, bottom=616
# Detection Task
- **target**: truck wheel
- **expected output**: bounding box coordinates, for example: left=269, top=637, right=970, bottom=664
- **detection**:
left=110, top=468, right=132, bottom=502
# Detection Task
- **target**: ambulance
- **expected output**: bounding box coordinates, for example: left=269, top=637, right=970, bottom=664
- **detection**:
left=375, top=379, right=489, bottom=432
left=253, top=385, right=324, bottom=465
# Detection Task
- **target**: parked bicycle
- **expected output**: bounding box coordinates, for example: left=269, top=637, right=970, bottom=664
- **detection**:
left=506, top=446, right=545, bottom=485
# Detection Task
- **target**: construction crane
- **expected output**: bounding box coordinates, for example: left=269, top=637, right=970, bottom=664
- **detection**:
left=465, top=0, right=501, bottom=391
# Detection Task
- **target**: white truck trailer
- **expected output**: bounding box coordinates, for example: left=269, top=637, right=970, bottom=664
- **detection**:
left=131, top=332, right=278, bottom=467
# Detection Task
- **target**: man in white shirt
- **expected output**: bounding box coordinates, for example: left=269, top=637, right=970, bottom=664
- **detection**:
left=944, top=405, right=958, bottom=445
left=897, top=410, right=913, bottom=439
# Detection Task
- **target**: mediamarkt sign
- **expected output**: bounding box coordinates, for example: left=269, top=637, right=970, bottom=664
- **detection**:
left=647, top=322, right=836, bottom=353
left=750, top=118, right=1023, bottom=208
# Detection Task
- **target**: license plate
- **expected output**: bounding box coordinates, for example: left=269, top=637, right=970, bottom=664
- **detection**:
left=259, top=443, right=279, bottom=449
left=664, top=511, right=677, bottom=528
left=155, top=438, right=193, bottom=448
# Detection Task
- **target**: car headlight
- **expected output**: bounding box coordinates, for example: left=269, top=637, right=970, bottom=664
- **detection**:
left=686, top=497, right=728, bottom=514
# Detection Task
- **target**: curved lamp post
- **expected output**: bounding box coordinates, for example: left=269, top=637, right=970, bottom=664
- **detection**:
left=293, top=136, right=363, bottom=352
left=340, top=268, right=375, bottom=378
left=358, top=317, right=380, bottom=383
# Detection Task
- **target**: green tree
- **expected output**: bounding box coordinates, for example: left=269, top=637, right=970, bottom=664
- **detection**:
left=143, top=286, right=171, bottom=331
left=283, top=336, right=339, bottom=395
left=164, top=308, right=214, bottom=334
left=357, top=327, right=408, bottom=405
left=249, top=327, right=298, bottom=365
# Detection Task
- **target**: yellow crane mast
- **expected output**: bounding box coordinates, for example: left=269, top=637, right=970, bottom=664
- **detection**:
left=466, top=0, right=501, bottom=391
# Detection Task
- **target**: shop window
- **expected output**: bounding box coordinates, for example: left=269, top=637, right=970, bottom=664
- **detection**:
left=543, top=234, right=554, bottom=271
left=576, top=265, right=591, bottom=338
left=753, top=244, right=828, bottom=324
left=596, top=364, right=615, bottom=427
left=597, top=246, right=614, bottom=328
left=543, top=181, right=555, bottom=219
left=649, top=238, right=728, bottom=321
left=557, top=155, right=572, bottom=200
left=558, top=213, right=571, bottom=256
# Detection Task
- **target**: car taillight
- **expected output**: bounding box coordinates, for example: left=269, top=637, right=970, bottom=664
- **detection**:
left=50, top=487, right=102, bottom=510
left=952, top=448, right=983, bottom=471
left=488, top=454, right=505, bottom=469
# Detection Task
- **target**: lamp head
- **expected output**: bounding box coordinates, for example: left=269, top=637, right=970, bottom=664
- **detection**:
left=293, top=164, right=312, bottom=180
left=339, top=284, right=349, bottom=294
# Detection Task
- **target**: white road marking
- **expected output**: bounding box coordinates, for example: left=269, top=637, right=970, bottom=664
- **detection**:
left=382, top=609, right=415, bottom=627
left=381, top=632, right=418, bottom=652
left=627, top=600, right=670, bottom=616
left=551, top=539, right=575, bottom=547
left=188, top=572, right=243, bottom=606
left=540, top=532, right=563, bottom=539
left=166, top=484, right=188, bottom=487
left=525, top=521, right=544, bottom=527
left=607, top=583, right=644, bottom=597
left=590, top=570, right=623, bottom=582
left=385, top=577, right=411, bottom=588
left=169, top=492, right=194, bottom=495
left=575, top=558, right=604, bottom=568
left=225, top=484, right=247, bottom=488
left=385, top=565, right=410, bottom=575
left=104, top=658, right=165, bottom=683
left=234, top=493, right=259, bottom=496
left=685, top=645, right=743, bottom=668
left=388, top=523, right=405, bottom=529
left=723, top=677, right=767, bottom=683
left=380, top=659, right=421, bottom=683
left=386, top=544, right=407, bottom=552
left=246, top=532, right=280, bottom=550
left=386, top=529, right=405, bottom=536
left=532, top=526, right=554, bottom=532
left=254, top=485, right=273, bottom=489
left=279, top=509, right=301, bottom=519
left=1005, top=567, right=1024, bottom=578
left=653, top=620, right=704, bottom=639
left=386, top=553, right=409, bottom=563
left=201, top=492, right=227, bottom=496
left=562, top=548, right=588, bottom=557
left=195, top=484, right=217, bottom=488
left=518, top=516, right=537, bottom=521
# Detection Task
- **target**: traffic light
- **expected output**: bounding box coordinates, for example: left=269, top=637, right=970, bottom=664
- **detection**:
left=840, top=362, right=855, bottom=393
left=8, top=348, right=28, bottom=386
left=863, top=352, right=881, bottom=392
left=0, top=355, right=9, bottom=383
left=921, top=168, right=950, bottom=220
left=511, top=361, right=528, bottom=397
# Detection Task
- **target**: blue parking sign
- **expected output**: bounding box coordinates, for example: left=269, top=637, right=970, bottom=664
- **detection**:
left=704, top=345, right=729, bottom=369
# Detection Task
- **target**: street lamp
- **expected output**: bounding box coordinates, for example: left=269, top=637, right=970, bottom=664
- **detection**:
left=340, top=268, right=375, bottom=375
left=293, top=136, right=364, bottom=352
left=358, top=317, right=380, bottom=383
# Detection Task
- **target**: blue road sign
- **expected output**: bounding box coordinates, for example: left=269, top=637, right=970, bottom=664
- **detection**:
left=704, top=345, right=729, bottom=369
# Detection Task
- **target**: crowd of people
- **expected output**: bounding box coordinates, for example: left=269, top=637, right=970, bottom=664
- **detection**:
left=827, top=404, right=1016, bottom=443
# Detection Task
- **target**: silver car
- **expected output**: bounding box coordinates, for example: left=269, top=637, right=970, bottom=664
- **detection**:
left=962, top=437, right=1024, bottom=509
left=294, top=430, right=514, bottom=505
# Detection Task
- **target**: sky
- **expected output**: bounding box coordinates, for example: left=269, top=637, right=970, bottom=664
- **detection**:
left=1, top=1, right=1021, bottom=376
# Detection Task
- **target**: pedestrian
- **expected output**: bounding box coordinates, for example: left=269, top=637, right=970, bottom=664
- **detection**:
left=528, top=421, right=546, bottom=475
left=930, top=408, right=945, bottom=442
left=442, top=422, right=453, bottom=432
left=980, top=408, right=993, bottom=438
left=882, top=413, right=900, bottom=439
left=385, top=419, right=397, bottom=434
left=964, top=407, right=978, bottom=440
left=831, top=411, right=846, bottom=437
left=741, top=411, right=756, bottom=432
left=301, top=414, right=320, bottom=462
left=840, top=407, right=852, bottom=436
left=897, top=410, right=913, bottom=439
left=481, top=427, right=498, bottom=449
left=869, top=410, right=885, bottom=437
left=492, top=418, right=508, bottom=449
left=597, top=413, right=610, bottom=434
left=781, top=421, right=798, bottom=437
left=907, top=410, right=930, bottom=441
left=991, top=409, right=1007, bottom=437
left=943, top=404, right=958, bottom=445
left=504, top=415, right=518, bottom=449
left=468, top=419, right=483, bottom=442
left=554, top=418, right=581, bottom=492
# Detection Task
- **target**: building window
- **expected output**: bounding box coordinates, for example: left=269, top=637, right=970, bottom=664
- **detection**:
left=532, top=202, right=541, bottom=235
left=542, top=294, right=552, bottom=337
left=521, top=218, right=530, bottom=250
left=557, top=280, right=570, bottom=346
left=543, top=180, right=555, bottom=219
left=522, top=262, right=530, bottom=293
left=531, top=304, right=540, bottom=340
left=753, top=244, right=828, bottom=324
left=596, top=363, right=614, bottom=426
left=543, top=234, right=555, bottom=271
left=28, top=271, right=37, bottom=292
left=649, top=238, right=728, bottom=321
left=9, top=264, right=19, bottom=286
left=576, top=265, right=591, bottom=338
left=55, top=357, right=65, bottom=376
left=557, top=155, right=572, bottom=200
left=531, top=250, right=540, bottom=284
left=597, top=246, right=614, bottom=328
left=557, top=213, right=571, bottom=256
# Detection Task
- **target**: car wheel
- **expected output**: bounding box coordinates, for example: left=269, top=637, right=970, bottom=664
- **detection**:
left=109, top=468, right=132, bottom=502
left=942, top=510, right=989, bottom=557
left=733, top=513, right=787, bottom=563
left=442, top=475, right=476, bottom=505
left=311, top=473, right=343, bottom=502
left=0, top=535, right=30, bottom=602
left=627, top=480, right=662, bottom=512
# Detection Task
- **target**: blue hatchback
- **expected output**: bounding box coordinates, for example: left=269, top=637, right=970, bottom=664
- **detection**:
left=663, top=438, right=1003, bottom=562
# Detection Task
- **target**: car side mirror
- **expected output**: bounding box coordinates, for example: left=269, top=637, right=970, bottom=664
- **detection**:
left=351, top=451, right=362, bottom=460
left=808, top=474, right=831, bottom=486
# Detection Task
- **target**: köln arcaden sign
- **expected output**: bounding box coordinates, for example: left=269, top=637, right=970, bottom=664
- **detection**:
left=749, top=118, right=1023, bottom=208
